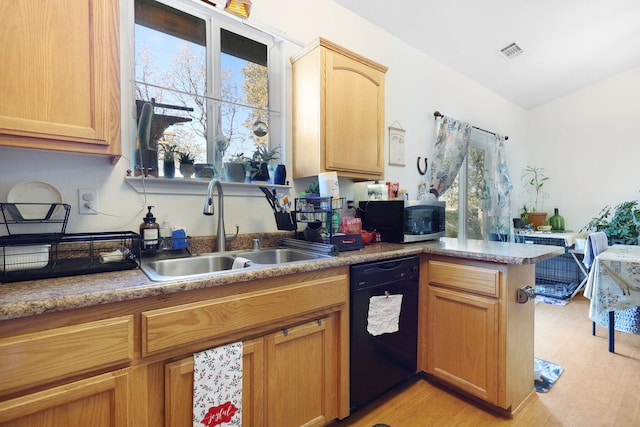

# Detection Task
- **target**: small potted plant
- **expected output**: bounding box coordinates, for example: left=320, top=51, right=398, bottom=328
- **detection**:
left=521, top=165, right=549, bottom=228
left=249, top=145, right=280, bottom=181
left=224, top=152, right=249, bottom=182
left=159, top=142, right=179, bottom=178
left=177, top=151, right=196, bottom=178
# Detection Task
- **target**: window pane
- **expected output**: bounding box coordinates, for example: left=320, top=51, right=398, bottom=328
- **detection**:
left=441, top=137, right=487, bottom=239
left=442, top=175, right=459, bottom=238
left=466, top=146, right=485, bottom=239
left=134, top=0, right=277, bottom=180
left=134, top=0, right=207, bottom=177
left=219, top=30, right=269, bottom=162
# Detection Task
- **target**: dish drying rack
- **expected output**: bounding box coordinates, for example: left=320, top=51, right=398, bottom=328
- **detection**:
left=0, top=203, right=140, bottom=283
left=294, top=196, right=362, bottom=250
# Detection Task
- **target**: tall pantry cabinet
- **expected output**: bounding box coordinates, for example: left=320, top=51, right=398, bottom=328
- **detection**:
left=291, top=38, right=388, bottom=181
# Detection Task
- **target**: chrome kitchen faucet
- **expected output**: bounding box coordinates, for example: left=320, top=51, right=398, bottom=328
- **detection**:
left=203, top=179, right=238, bottom=251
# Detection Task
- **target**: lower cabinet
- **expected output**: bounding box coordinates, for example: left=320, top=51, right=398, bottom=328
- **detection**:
left=0, top=267, right=349, bottom=426
left=0, top=369, right=130, bottom=427
left=422, top=256, right=535, bottom=414
left=165, top=337, right=264, bottom=427
left=426, top=286, right=499, bottom=404
left=265, top=316, right=336, bottom=427
left=0, top=315, right=134, bottom=426
left=165, top=316, right=337, bottom=427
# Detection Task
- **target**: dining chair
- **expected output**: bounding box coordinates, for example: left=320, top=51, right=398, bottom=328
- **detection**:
left=583, top=231, right=608, bottom=270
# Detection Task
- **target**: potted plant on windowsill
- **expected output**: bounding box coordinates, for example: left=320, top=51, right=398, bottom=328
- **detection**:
left=159, top=142, right=179, bottom=179
left=249, top=145, right=280, bottom=181
left=224, top=152, right=249, bottom=183
left=521, top=165, right=549, bottom=229
left=177, top=151, right=196, bottom=178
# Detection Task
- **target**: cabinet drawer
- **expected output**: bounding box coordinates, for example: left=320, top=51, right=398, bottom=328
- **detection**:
left=428, top=260, right=500, bottom=297
left=0, top=316, right=134, bottom=395
left=142, top=274, right=347, bottom=356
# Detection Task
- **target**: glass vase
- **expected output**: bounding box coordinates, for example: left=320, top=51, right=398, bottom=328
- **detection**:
left=274, top=164, right=287, bottom=185
left=549, top=208, right=565, bottom=231
left=163, top=158, right=175, bottom=179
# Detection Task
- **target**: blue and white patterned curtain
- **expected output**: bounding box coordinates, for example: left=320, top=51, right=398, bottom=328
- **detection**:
left=429, top=116, right=471, bottom=197
left=481, top=134, right=513, bottom=239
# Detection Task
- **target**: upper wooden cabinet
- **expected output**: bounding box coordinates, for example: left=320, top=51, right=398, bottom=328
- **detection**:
left=291, top=38, right=387, bottom=181
left=0, top=0, right=121, bottom=161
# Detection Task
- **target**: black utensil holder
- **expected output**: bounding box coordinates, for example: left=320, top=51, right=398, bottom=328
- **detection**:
left=275, top=212, right=296, bottom=231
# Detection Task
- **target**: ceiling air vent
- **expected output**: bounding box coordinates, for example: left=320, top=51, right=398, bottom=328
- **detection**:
left=499, top=42, right=523, bottom=60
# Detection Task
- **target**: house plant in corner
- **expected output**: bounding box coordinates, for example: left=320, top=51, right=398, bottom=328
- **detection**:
left=582, top=200, right=640, bottom=245
left=521, top=165, right=549, bottom=229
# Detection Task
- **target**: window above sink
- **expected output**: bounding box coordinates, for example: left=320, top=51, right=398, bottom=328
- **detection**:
left=130, top=0, right=284, bottom=181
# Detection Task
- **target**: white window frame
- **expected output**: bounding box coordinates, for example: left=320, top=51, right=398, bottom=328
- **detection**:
left=123, top=0, right=285, bottom=194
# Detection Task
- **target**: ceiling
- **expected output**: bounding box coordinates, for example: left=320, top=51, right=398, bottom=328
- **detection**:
left=333, top=0, right=640, bottom=109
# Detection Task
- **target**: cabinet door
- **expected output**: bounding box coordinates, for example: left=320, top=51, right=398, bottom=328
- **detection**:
left=164, top=337, right=264, bottom=427
left=0, top=0, right=120, bottom=158
left=426, top=286, right=499, bottom=405
left=265, top=317, right=337, bottom=427
left=0, top=369, right=129, bottom=427
left=0, top=315, right=134, bottom=397
left=324, top=48, right=385, bottom=179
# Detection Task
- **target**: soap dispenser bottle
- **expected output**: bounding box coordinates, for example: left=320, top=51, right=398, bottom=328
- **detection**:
left=159, top=217, right=173, bottom=251
left=140, top=206, right=160, bottom=251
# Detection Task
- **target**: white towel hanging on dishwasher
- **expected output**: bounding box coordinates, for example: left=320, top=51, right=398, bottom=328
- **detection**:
left=367, top=293, right=403, bottom=336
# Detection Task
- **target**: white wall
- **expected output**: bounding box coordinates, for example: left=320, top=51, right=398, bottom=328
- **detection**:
left=5, top=0, right=632, bottom=238
left=526, top=67, right=640, bottom=232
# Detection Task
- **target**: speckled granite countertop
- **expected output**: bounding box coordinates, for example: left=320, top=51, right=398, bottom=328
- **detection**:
left=0, top=237, right=562, bottom=321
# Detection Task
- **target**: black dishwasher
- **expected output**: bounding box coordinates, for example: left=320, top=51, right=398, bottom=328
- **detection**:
left=350, top=255, right=419, bottom=413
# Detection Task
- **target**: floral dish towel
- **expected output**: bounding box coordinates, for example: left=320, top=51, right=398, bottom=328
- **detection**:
left=193, top=342, right=243, bottom=427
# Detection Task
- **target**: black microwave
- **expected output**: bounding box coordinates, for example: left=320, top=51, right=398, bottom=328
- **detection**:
left=357, top=199, right=446, bottom=243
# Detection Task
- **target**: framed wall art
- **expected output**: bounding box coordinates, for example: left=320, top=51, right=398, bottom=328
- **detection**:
left=388, top=122, right=405, bottom=166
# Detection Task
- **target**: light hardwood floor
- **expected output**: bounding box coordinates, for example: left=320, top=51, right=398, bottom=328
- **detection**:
left=333, top=295, right=640, bottom=426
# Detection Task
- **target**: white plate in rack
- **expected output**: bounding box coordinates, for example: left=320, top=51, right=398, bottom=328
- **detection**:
left=7, top=181, right=63, bottom=219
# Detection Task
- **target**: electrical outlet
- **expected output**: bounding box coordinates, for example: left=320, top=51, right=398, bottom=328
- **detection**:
left=78, top=189, right=98, bottom=215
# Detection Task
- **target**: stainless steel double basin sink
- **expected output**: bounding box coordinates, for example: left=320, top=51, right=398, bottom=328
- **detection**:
left=140, top=248, right=330, bottom=282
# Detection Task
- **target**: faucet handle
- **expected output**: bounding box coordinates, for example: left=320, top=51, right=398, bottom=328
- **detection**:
left=226, top=224, right=240, bottom=242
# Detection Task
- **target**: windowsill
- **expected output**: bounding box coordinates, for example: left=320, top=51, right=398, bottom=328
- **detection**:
left=124, top=176, right=291, bottom=197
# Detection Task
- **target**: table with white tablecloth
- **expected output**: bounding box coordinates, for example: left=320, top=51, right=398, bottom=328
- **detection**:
left=584, top=245, right=640, bottom=351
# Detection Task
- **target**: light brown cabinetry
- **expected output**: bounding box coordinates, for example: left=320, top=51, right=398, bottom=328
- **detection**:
left=0, top=267, right=349, bottom=426
left=165, top=316, right=338, bottom=427
left=0, top=369, right=130, bottom=427
left=265, top=316, right=337, bottom=427
left=165, top=337, right=264, bottom=427
left=291, top=38, right=387, bottom=181
left=0, top=0, right=121, bottom=160
left=0, top=316, right=134, bottom=426
left=421, top=256, right=535, bottom=415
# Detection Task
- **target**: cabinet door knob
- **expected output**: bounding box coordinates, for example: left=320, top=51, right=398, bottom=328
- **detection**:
left=517, top=286, right=536, bottom=304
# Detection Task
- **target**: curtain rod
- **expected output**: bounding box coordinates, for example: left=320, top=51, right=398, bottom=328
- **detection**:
left=433, top=111, right=508, bottom=140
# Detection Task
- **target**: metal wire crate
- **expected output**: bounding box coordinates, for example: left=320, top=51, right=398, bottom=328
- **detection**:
left=516, top=233, right=582, bottom=294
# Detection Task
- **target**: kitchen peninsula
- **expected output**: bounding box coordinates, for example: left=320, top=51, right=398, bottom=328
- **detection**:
left=0, top=238, right=562, bottom=426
